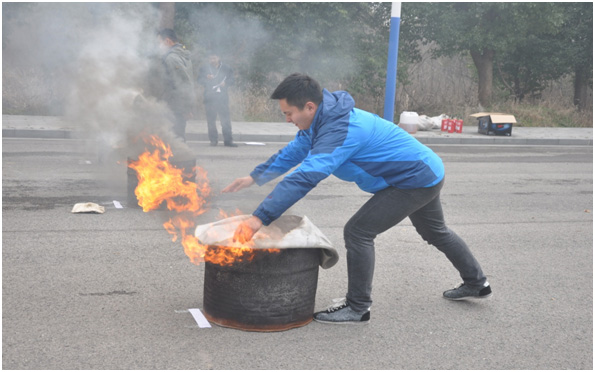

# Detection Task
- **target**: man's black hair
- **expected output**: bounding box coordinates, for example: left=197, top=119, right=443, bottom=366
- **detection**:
left=157, top=28, right=178, bottom=43
left=270, top=73, right=323, bottom=109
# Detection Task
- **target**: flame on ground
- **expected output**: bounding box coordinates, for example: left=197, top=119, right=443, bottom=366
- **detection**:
left=128, top=134, right=279, bottom=266
left=128, top=135, right=209, bottom=213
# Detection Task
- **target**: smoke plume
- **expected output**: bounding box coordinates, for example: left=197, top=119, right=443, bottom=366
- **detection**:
left=4, top=3, right=193, bottom=160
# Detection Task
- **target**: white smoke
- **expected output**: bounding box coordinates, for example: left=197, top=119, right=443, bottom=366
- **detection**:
left=4, top=3, right=193, bottom=159
left=63, top=4, right=178, bottom=156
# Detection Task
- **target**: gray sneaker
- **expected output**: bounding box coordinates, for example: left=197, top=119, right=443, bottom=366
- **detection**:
left=443, top=283, right=492, bottom=300
left=313, top=298, right=370, bottom=324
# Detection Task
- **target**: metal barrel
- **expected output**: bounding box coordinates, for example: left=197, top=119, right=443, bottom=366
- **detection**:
left=203, top=248, right=320, bottom=332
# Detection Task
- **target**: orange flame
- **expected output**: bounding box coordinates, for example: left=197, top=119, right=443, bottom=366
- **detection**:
left=128, top=134, right=278, bottom=266
left=128, top=135, right=208, bottom=214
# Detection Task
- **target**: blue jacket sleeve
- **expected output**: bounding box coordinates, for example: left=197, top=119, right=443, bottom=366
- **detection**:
left=249, top=132, right=310, bottom=185
left=252, top=128, right=361, bottom=226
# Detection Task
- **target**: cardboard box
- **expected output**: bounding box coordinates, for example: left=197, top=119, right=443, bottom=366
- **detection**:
left=470, top=112, right=516, bottom=136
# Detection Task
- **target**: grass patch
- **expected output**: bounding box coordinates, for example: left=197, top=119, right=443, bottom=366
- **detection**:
left=487, top=102, right=592, bottom=128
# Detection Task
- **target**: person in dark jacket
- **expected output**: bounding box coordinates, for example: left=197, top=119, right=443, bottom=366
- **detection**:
left=222, top=73, right=491, bottom=324
left=197, top=52, right=237, bottom=147
left=156, top=29, right=195, bottom=141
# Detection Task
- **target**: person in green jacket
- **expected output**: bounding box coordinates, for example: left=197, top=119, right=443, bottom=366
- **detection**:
left=156, top=28, right=195, bottom=141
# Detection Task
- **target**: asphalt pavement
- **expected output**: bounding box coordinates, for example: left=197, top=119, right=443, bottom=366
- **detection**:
left=2, top=115, right=593, bottom=369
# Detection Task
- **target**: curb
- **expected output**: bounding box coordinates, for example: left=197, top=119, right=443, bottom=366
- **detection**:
left=3, top=128, right=592, bottom=146
left=414, top=136, right=593, bottom=146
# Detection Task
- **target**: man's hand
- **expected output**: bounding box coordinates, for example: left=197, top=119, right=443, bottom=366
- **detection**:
left=222, top=176, right=255, bottom=193
left=233, top=216, right=263, bottom=244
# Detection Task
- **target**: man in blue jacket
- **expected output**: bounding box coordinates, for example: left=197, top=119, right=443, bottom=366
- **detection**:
left=222, top=73, right=491, bottom=324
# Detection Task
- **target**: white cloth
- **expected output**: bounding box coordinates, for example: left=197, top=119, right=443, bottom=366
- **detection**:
left=194, top=215, right=339, bottom=269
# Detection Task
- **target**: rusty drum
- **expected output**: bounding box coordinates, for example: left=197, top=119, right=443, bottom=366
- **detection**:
left=203, top=247, right=320, bottom=332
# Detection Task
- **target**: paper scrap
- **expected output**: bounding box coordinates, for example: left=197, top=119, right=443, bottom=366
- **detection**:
left=113, top=200, right=123, bottom=209
left=71, top=202, right=105, bottom=214
left=244, top=142, right=266, bottom=146
left=188, top=308, right=211, bottom=328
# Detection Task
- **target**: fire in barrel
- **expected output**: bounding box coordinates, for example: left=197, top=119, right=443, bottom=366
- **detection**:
left=195, top=215, right=338, bottom=332
left=127, top=134, right=279, bottom=265
left=128, top=135, right=338, bottom=331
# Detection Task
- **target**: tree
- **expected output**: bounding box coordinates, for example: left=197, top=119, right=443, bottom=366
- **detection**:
left=559, top=3, right=593, bottom=111
left=174, top=4, right=394, bottom=102
left=232, top=3, right=371, bottom=88
left=494, top=4, right=566, bottom=103
left=494, top=3, right=593, bottom=107
left=409, top=3, right=564, bottom=107
left=172, top=3, right=422, bottom=115
left=159, top=2, right=174, bottom=30
left=349, top=3, right=422, bottom=114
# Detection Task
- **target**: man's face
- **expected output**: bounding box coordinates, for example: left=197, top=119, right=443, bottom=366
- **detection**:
left=209, top=55, right=220, bottom=67
left=158, top=36, right=172, bottom=53
left=279, top=99, right=317, bottom=131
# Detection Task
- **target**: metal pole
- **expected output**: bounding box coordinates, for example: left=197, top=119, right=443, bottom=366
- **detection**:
left=383, top=2, right=401, bottom=122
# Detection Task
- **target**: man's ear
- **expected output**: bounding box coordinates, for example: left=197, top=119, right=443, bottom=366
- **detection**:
left=305, top=101, right=317, bottom=112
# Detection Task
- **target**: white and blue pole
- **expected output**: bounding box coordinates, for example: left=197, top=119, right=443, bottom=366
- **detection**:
left=383, top=2, right=401, bottom=122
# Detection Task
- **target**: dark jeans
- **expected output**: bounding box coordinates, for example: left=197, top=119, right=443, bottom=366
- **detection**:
left=344, top=179, right=487, bottom=312
left=205, top=97, right=233, bottom=144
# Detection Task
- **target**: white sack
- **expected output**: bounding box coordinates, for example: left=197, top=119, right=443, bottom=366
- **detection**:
left=194, top=215, right=339, bottom=269
left=416, top=114, right=448, bottom=131
left=417, top=115, right=435, bottom=131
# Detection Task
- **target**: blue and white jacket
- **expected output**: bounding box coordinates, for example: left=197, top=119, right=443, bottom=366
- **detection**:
left=250, top=89, right=445, bottom=226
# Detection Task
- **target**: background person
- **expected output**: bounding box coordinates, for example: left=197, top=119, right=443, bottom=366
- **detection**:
left=155, top=28, right=196, bottom=141
left=197, top=52, right=236, bottom=147
left=222, top=73, right=491, bottom=325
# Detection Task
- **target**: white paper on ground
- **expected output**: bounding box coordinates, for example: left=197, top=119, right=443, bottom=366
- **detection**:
left=71, top=202, right=105, bottom=214
left=188, top=308, right=211, bottom=328
left=113, top=200, right=123, bottom=209
left=244, top=142, right=266, bottom=146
